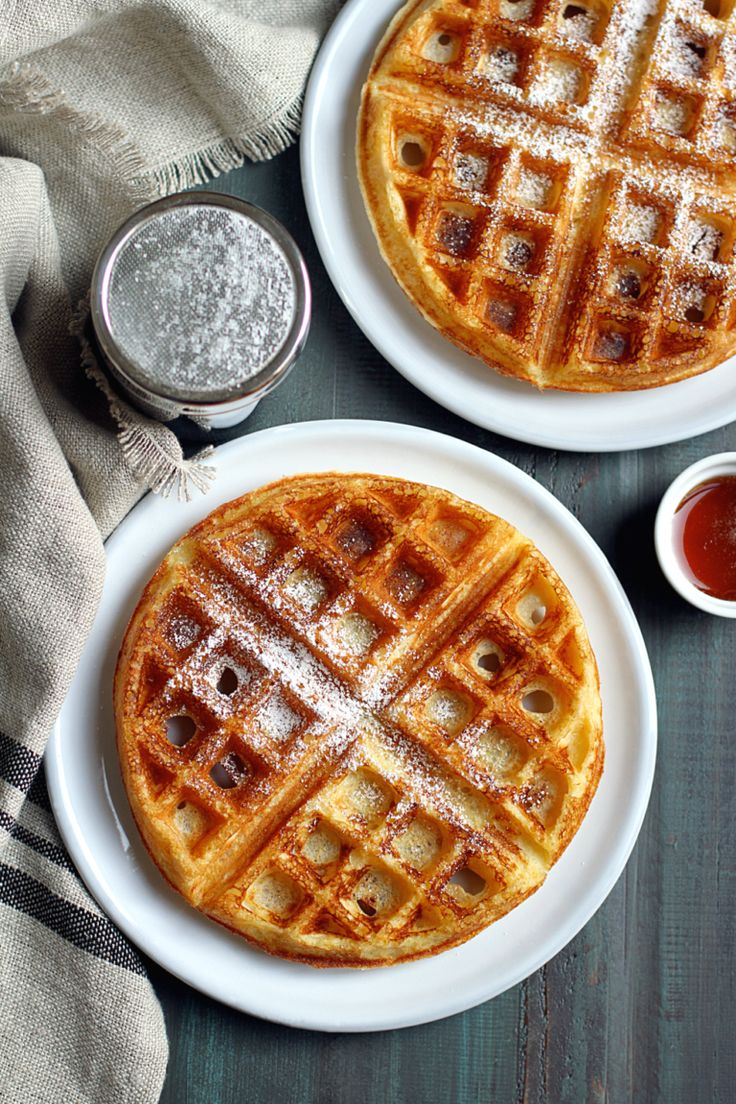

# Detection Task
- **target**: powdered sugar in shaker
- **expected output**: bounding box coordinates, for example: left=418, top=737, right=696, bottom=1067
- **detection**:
left=90, top=192, right=311, bottom=431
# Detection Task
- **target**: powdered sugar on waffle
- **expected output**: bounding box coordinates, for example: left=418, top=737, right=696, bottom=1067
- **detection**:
left=155, top=531, right=541, bottom=838
left=462, top=0, right=660, bottom=143
left=166, top=612, right=202, bottom=652
left=432, top=0, right=736, bottom=289
left=656, top=12, right=711, bottom=84
left=533, top=60, right=582, bottom=106
left=437, top=0, right=657, bottom=161
left=620, top=202, right=661, bottom=244
left=177, top=569, right=488, bottom=829
left=201, top=574, right=365, bottom=741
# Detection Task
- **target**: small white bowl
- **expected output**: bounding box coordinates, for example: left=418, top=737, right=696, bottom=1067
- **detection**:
left=655, top=452, right=736, bottom=617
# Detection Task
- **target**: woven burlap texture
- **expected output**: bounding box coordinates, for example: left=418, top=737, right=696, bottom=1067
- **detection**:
left=0, top=3, right=337, bottom=1102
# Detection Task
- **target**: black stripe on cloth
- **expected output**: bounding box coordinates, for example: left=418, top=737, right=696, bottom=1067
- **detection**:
left=27, top=768, right=52, bottom=811
left=0, top=809, right=75, bottom=872
left=0, top=730, right=52, bottom=810
left=0, top=863, right=146, bottom=976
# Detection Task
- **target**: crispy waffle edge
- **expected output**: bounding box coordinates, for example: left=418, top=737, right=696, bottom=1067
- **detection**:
left=114, top=472, right=604, bottom=967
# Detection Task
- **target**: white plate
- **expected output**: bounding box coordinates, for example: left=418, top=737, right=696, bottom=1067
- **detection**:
left=47, top=421, right=656, bottom=1031
left=300, top=0, right=736, bottom=452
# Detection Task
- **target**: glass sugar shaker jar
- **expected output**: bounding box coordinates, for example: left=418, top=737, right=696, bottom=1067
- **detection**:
left=90, top=192, right=311, bottom=432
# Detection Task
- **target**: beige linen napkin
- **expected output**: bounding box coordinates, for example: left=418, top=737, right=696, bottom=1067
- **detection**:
left=0, top=2, right=338, bottom=1101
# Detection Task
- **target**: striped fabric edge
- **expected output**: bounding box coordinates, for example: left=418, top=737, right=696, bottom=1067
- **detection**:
left=0, top=776, right=61, bottom=848
left=0, top=863, right=147, bottom=975
left=0, top=807, right=75, bottom=872
left=0, top=729, right=147, bottom=976
left=0, top=729, right=51, bottom=810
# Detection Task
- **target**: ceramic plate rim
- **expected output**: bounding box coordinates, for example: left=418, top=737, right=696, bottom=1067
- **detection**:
left=47, top=419, right=657, bottom=1031
left=300, top=0, right=736, bottom=452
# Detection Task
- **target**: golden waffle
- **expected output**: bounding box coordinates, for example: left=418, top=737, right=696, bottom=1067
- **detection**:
left=115, top=473, right=603, bottom=966
left=357, top=0, right=736, bottom=391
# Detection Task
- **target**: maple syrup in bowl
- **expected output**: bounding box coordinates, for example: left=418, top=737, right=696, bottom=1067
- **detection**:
left=655, top=453, right=736, bottom=618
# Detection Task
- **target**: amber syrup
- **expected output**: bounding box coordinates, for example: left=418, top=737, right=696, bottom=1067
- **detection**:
left=673, top=476, right=736, bottom=600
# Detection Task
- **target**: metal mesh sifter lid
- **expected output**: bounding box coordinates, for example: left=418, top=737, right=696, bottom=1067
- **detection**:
left=91, top=193, right=310, bottom=409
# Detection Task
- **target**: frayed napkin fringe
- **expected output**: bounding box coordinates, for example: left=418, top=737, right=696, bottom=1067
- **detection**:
left=117, top=423, right=216, bottom=498
left=0, top=61, right=152, bottom=204
left=148, top=95, right=304, bottom=193
left=69, top=297, right=216, bottom=502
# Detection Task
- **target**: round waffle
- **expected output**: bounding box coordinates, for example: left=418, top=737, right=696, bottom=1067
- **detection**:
left=115, top=473, right=603, bottom=966
left=357, top=0, right=736, bottom=391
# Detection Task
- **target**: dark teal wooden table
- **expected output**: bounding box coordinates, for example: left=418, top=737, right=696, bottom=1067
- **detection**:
left=150, top=146, right=735, bottom=1104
